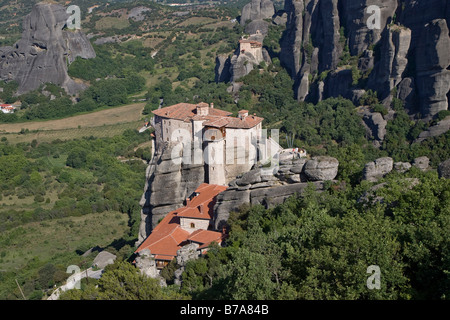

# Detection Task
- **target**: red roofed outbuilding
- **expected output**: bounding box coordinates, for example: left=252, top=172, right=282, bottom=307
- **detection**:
left=135, top=183, right=227, bottom=269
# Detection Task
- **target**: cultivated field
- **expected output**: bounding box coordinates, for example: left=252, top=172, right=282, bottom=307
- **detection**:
left=0, top=103, right=146, bottom=143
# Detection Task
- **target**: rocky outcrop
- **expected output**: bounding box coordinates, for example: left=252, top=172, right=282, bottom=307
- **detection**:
left=215, top=0, right=275, bottom=84
left=368, top=25, right=412, bottom=101
left=415, top=19, right=450, bottom=119
left=363, top=156, right=433, bottom=182
left=217, top=32, right=271, bottom=83
left=0, top=3, right=96, bottom=95
left=176, top=243, right=200, bottom=267
left=213, top=156, right=339, bottom=230
left=278, top=0, right=449, bottom=124
left=415, top=116, right=450, bottom=143
left=363, top=157, right=394, bottom=182
left=358, top=107, right=387, bottom=145
left=134, top=249, right=167, bottom=286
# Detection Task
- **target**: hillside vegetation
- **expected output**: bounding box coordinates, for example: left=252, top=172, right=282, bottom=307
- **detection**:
left=0, top=0, right=449, bottom=301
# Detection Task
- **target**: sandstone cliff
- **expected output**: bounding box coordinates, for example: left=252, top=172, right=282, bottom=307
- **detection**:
left=0, top=3, right=96, bottom=95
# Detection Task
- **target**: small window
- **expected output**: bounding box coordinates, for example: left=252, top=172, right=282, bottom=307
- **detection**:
left=190, top=223, right=195, bottom=228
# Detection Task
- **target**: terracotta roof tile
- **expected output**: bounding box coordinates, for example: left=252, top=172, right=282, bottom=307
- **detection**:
left=152, top=103, right=231, bottom=121
left=135, top=183, right=227, bottom=260
left=188, top=229, right=223, bottom=246
left=152, top=102, right=263, bottom=129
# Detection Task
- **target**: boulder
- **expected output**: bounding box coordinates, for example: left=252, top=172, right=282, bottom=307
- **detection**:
left=363, top=157, right=394, bottom=182
left=176, top=243, right=200, bottom=267
left=134, top=249, right=159, bottom=279
left=303, top=156, right=339, bottom=181
left=413, top=156, right=430, bottom=171
left=92, top=251, right=116, bottom=269
left=394, top=162, right=412, bottom=173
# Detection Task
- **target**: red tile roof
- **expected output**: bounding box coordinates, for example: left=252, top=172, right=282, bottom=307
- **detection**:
left=188, top=229, right=223, bottom=249
left=152, top=102, right=263, bottom=129
left=135, top=183, right=227, bottom=261
left=152, top=103, right=231, bottom=122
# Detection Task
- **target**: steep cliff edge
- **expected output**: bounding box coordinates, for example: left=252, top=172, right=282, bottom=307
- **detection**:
left=0, top=3, right=96, bottom=95
left=137, top=142, right=205, bottom=244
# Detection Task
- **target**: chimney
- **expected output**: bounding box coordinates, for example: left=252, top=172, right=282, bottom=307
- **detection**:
left=238, top=110, right=248, bottom=120
left=186, top=198, right=191, bottom=206
left=198, top=204, right=204, bottom=215
left=210, top=103, right=214, bottom=109
left=196, top=102, right=209, bottom=116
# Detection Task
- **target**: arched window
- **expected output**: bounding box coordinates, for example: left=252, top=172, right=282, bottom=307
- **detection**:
left=190, top=223, right=195, bottom=229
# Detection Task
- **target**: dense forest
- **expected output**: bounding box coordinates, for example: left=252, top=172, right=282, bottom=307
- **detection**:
left=61, top=168, right=449, bottom=300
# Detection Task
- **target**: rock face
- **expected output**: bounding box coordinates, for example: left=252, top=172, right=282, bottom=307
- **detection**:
left=415, top=19, right=450, bottom=119
left=278, top=0, right=449, bottom=124
left=240, top=0, right=275, bottom=35
left=213, top=156, right=339, bottom=230
left=368, top=25, right=412, bottom=101
left=0, top=3, right=96, bottom=95
left=215, top=55, right=232, bottom=83
left=138, top=142, right=205, bottom=243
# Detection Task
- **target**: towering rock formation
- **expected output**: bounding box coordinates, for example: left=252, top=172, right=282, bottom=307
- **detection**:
left=0, top=3, right=96, bottom=95
left=279, top=0, right=449, bottom=120
left=415, top=19, right=450, bottom=120
left=240, top=0, right=276, bottom=35
left=138, top=142, right=205, bottom=243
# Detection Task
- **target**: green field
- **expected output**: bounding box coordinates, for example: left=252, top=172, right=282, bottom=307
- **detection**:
left=0, top=121, right=143, bottom=144
left=0, top=211, right=129, bottom=273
